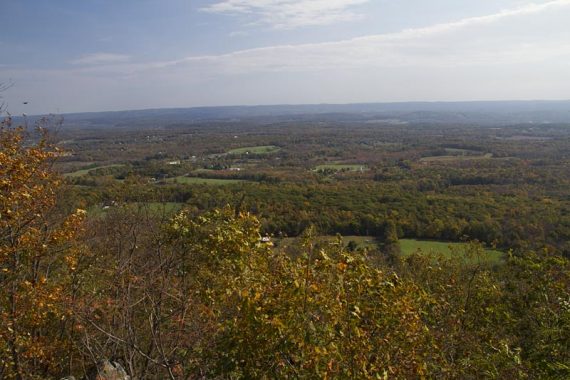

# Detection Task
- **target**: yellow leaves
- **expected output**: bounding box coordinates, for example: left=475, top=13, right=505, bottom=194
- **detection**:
left=314, top=346, right=328, bottom=355
left=337, top=262, right=348, bottom=272
left=270, top=317, right=285, bottom=330
left=1, top=126, right=85, bottom=377
left=64, top=254, right=78, bottom=272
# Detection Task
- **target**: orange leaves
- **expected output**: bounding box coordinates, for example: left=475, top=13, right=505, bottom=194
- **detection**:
left=336, top=262, right=348, bottom=272
left=1, top=125, right=86, bottom=378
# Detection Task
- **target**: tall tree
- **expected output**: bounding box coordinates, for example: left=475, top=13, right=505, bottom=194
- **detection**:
left=0, top=122, right=85, bottom=379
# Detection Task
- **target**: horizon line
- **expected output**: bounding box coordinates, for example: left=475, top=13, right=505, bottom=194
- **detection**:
left=13, top=98, right=570, bottom=118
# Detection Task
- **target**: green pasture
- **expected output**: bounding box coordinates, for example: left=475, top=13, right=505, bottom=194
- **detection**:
left=165, top=176, right=245, bottom=185
left=141, top=202, right=184, bottom=214
left=420, top=153, right=493, bottom=163
left=399, top=239, right=503, bottom=264
left=277, top=235, right=503, bottom=264
left=228, top=145, right=281, bottom=155
left=444, top=148, right=479, bottom=155
left=87, top=202, right=183, bottom=218
left=65, top=164, right=125, bottom=177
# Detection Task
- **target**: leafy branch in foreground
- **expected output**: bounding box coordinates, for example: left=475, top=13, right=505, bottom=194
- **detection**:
left=0, top=124, right=86, bottom=379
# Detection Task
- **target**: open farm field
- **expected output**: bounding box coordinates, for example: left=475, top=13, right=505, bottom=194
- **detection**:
left=64, top=164, right=125, bottom=177
left=164, top=176, right=246, bottom=185
left=443, top=148, right=483, bottom=155
left=87, top=202, right=183, bottom=217
left=400, top=239, right=504, bottom=264
left=420, top=153, right=493, bottom=163
left=228, top=145, right=281, bottom=155
left=276, top=236, right=502, bottom=264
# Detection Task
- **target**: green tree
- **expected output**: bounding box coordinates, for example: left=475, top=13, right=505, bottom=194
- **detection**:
left=171, top=214, right=435, bottom=378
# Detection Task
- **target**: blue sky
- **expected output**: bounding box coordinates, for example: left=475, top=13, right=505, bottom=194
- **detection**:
left=1, top=0, right=569, bottom=114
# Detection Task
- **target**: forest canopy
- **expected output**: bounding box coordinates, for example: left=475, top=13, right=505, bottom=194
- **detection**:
left=1, top=119, right=569, bottom=379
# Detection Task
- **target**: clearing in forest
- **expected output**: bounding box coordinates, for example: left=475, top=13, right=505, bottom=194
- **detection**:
left=276, top=236, right=503, bottom=264
left=164, top=176, right=246, bottom=185
left=399, top=239, right=504, bottom=264
left=420, top=153, right=493, bottom=163
left=64, top=164, right=125, bottom=177
left=228, top=145, right=281, bottom=155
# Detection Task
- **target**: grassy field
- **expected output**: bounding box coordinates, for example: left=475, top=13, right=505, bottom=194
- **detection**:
left=444, top=148, right=479, bottom=155
left=65, top=164, right=125, bottom=177
left=276, top=235, right=503, bottom=264
left=165, top=176, right=245, bottom=185
left=88, top=202, right=183, bottom=217
left=192, top=168, right=216, bottom=173
left=228, top=145, right=281, bottom=155
left=140, top=202, right=184, bottom=214
left=341, top=236, right=378, bottom=249
left=315, top=164, right=368, bottom=172
left=420, top=153, right=493, bottom=163
left=399, top=239, right=503, bottom=264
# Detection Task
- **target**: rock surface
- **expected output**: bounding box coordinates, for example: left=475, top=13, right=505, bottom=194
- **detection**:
left=84, top=360, right=130, bottom=380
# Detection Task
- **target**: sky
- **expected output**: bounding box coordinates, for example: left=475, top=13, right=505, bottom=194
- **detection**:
left=0, top=0, right=569, bottom=115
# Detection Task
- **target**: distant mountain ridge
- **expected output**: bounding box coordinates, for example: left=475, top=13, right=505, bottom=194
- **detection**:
left=14, top=100, right=570, bottom=128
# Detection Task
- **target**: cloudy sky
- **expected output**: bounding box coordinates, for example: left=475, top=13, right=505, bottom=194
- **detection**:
left=1, top=0, right=569, bottom=115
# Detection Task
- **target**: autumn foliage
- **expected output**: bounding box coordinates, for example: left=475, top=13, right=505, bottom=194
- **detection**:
left=0, top=123, right=85, bottom=379
left=0, top=123, right=568, bottom=379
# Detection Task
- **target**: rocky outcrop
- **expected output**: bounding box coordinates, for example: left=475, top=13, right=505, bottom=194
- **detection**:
left=88, top=360, right=130, bottom=380
left=61, top=360, right=130, bottom=380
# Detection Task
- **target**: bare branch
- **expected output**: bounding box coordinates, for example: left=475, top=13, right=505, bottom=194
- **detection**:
left=0, top=80, right=14, bottom=114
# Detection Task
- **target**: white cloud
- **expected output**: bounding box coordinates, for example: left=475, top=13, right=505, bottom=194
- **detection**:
left=229, top=30, right=250, bottom=37
left=70, top=53, right=131, bottom=66
left=3, top=1, right=570, bottom=113
left=162, top=0, right=570, bottom=73
left=202, top=0, right=370, bottom=29
left=30, top=1, right=570, bottom=75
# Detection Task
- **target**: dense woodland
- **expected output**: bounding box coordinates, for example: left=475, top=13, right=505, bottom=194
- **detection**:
left=1, top=113, right=569, bottom=379
left=60, top=119, right=570, bottom=255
